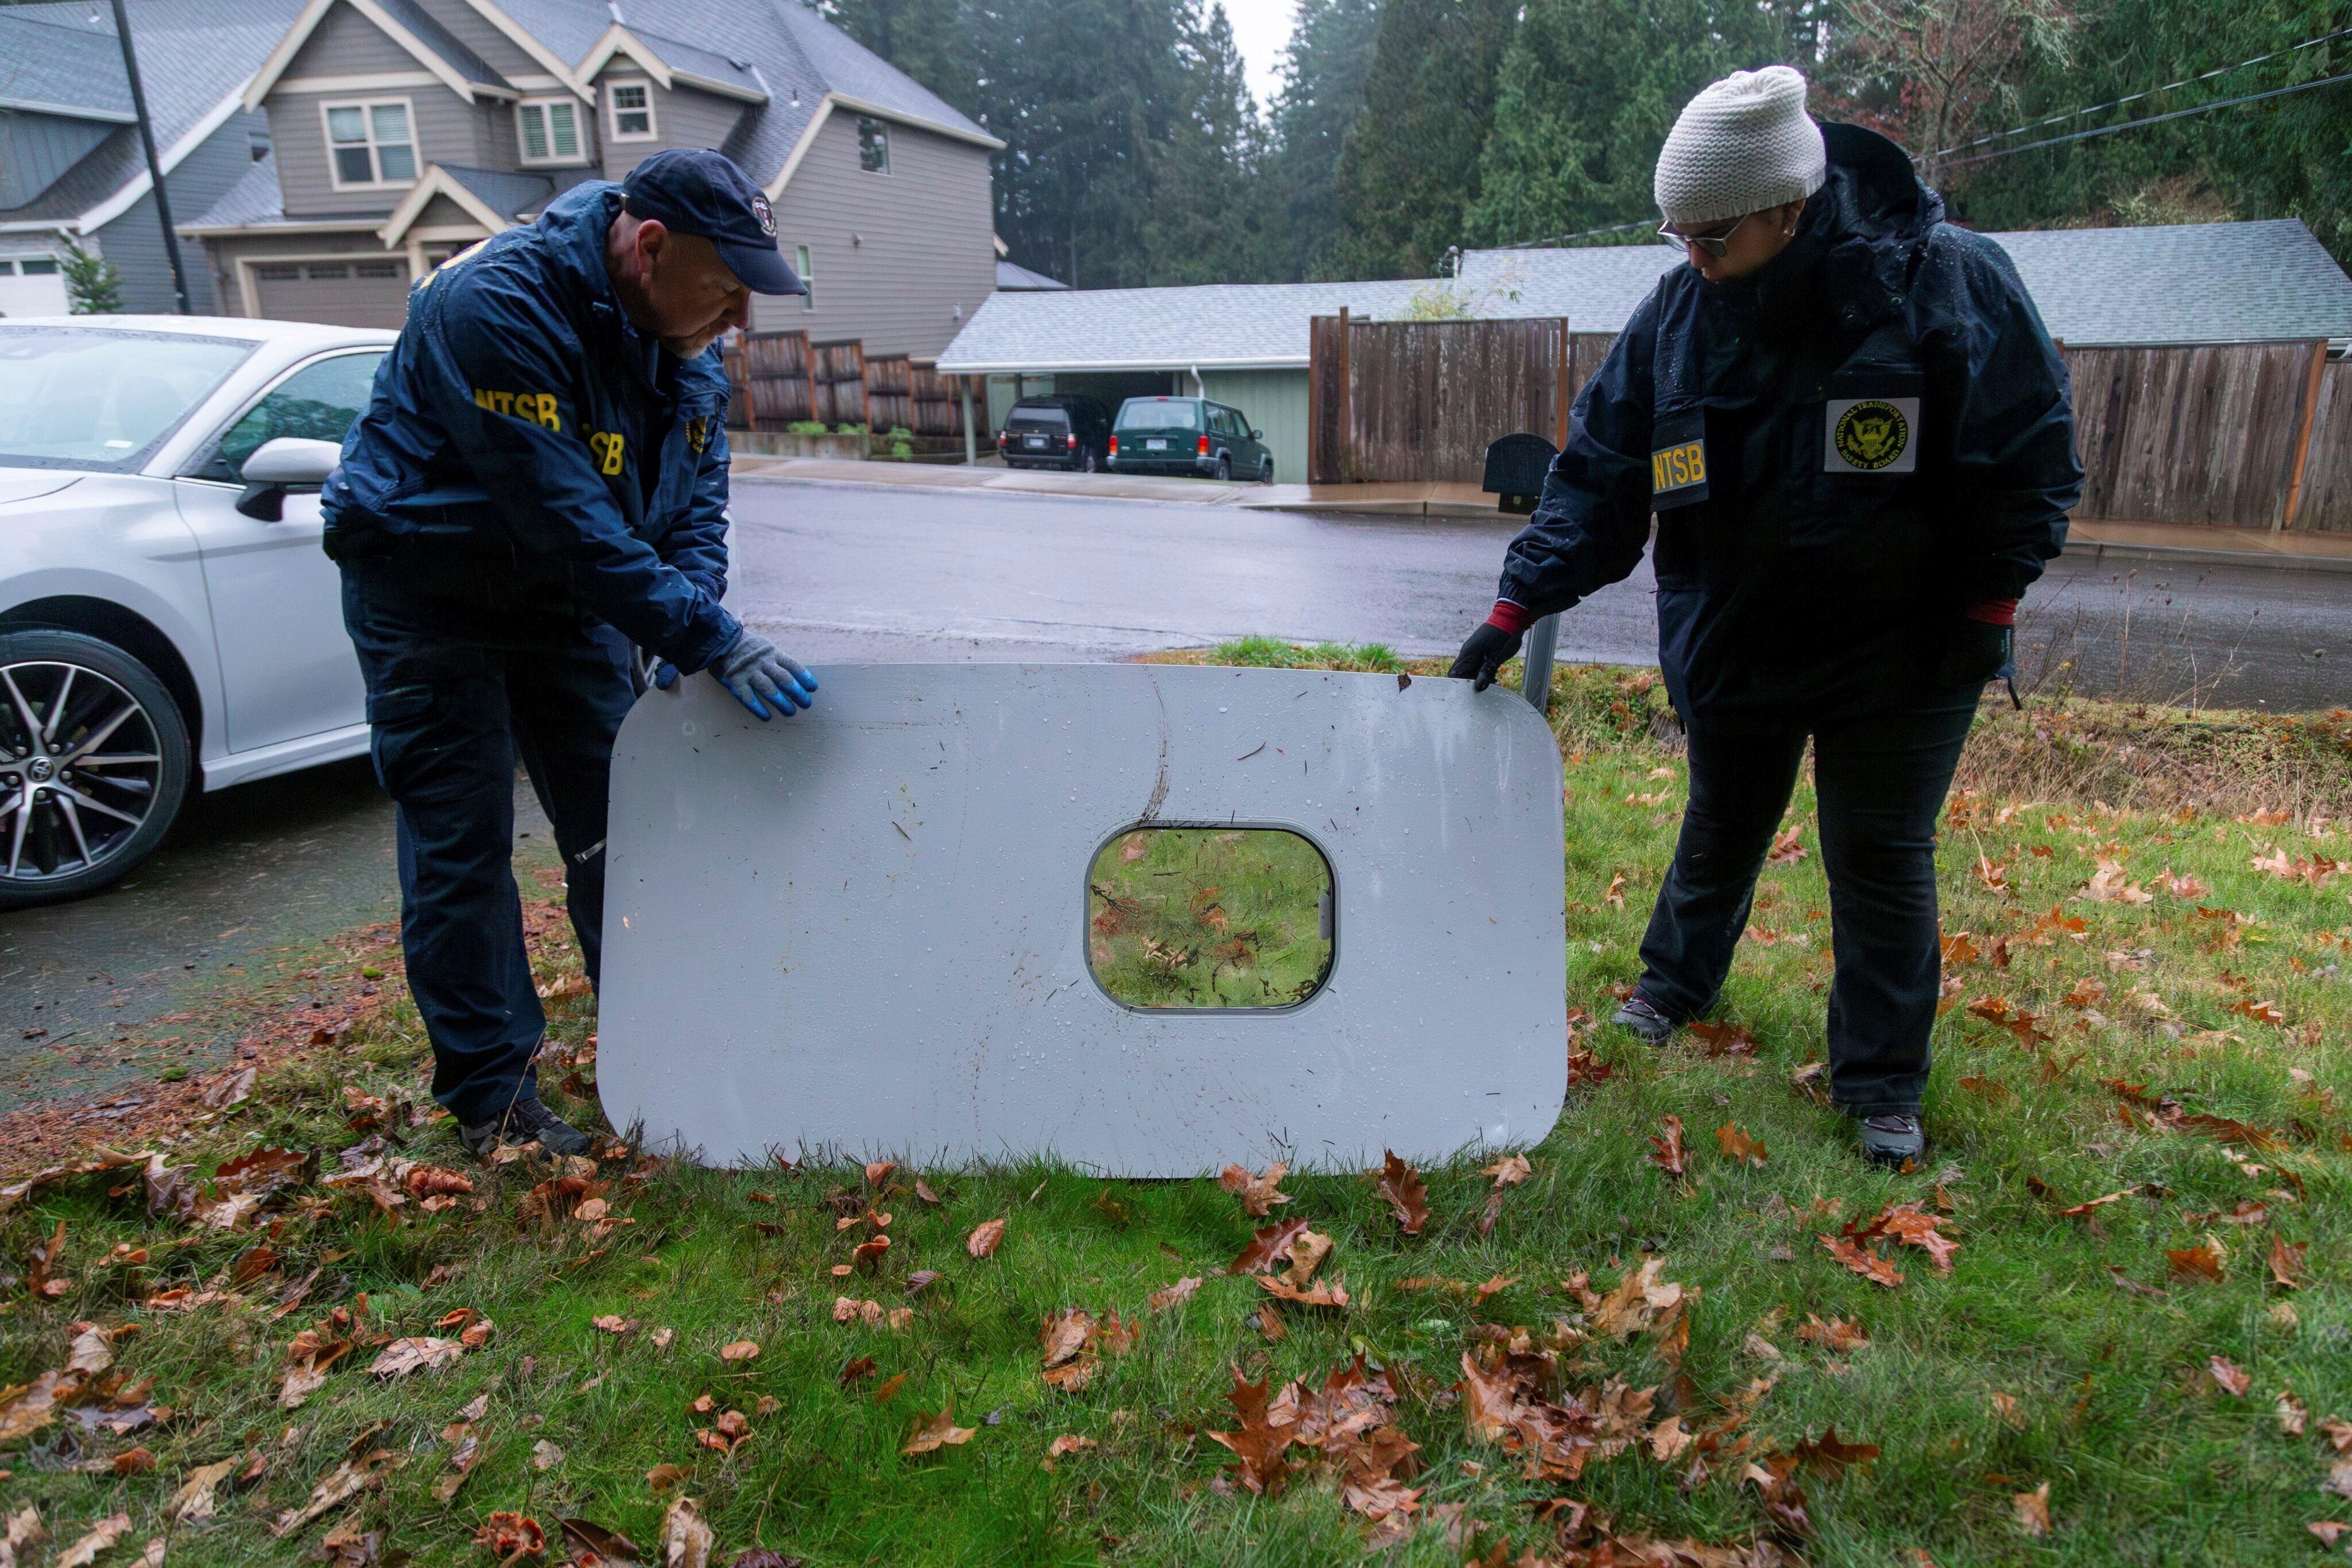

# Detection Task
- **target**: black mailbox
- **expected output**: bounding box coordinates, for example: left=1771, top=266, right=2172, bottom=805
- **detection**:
left=1482, top=432, right=1558, bottom=514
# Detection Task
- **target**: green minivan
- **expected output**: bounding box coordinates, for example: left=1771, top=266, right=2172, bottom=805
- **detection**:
left=1107, top=396, right=1273, bottom=482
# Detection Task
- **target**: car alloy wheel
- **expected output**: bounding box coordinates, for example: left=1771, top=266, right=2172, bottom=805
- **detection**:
left=0, top=632, right=191, bottom=907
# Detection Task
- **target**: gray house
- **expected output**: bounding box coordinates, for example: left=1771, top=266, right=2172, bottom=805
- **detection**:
left=0, top=0, right=299, bottom=316
left=940, top=219, right=2352, bottom=485
left=176, top=0, right=1000, bottom=355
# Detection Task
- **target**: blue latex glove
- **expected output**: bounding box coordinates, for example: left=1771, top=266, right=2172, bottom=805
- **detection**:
left=665, top=629, right=818, bottom=719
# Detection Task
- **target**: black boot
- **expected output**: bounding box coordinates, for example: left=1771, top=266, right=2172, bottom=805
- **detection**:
left=459, top=1095, right=593, bottom=1159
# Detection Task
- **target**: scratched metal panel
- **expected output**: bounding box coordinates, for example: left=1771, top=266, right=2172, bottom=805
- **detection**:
left=597, top=664, right=1567, bottom=1175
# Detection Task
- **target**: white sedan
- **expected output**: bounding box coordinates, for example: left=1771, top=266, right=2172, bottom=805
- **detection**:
left=1, top=315, right=399, bottom=907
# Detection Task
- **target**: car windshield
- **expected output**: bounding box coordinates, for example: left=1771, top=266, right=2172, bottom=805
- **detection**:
left=0, top=327, right=257, bottom=470
left=1007, top=405, right=1069, bottom=429
left=1117, top=400, right=1198, bottom=430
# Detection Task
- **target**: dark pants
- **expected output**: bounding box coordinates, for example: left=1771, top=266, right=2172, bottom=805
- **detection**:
left=341, top=565, right=633, bottom=1125
left=1634, top=690, right=1979, bottom=1116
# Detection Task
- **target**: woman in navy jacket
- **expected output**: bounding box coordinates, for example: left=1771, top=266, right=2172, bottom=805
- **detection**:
left=1452, top=68, right=2082, bottom=1166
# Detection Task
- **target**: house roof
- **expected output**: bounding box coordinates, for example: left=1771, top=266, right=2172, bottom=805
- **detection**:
left=0, top=8, right=136, bottom=121
left=439, top=163, right=556, bottom=221
left=1971, top=219, right=2352, bottom=346
left=1457, top=218, right=2352, bottom=346
left=0, top=0, right=301, bottom=231
left=996, top=260, right=1067, bottom=291
left=942, top=218, right=2352, bottom=373
left=188, top=152, right=290, bottom=230
left=374, top=0, right=514, bottom=92
left=938, top=278, right=1429, bottom=374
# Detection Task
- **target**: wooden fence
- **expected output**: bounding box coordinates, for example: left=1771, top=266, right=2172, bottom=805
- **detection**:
left=722, top=328, right=971, bottom=438
left=1309, top=314, right=2352, bottom=533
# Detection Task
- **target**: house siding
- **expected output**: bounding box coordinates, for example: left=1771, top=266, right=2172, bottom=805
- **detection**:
left=417, top=0, right=544, bottom=82
left=595, top=73, right=745, bottom=180
left=266, top=1, right=491, bottom=216
left=756, top=112, right=994, bottom=359
left=98, top=110, right=272, bottom=314
left=0, top=112, right=116, bottom=209
left=1200, top=369, right=1310, bottom=485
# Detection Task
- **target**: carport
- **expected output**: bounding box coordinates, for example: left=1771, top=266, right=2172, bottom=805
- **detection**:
left=938, top=278, right=1423, bottom=485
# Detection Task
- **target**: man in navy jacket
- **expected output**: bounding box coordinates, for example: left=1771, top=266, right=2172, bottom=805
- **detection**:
left=324, top=150, right=815, bottom=1156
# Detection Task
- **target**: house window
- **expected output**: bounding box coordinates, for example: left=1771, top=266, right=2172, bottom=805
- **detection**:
left=20, top=258, right=59, bottom=276
left=856, top=116, right=890, bottom=175
left=795, top=243, right=814, bottom=311
left=517, top=98, right=583, bottom=164
left=0, top=262, right=15, bottom=276
left=323, top=99, right=416, bottom=187
left=608, top=81, right=655, bottom=141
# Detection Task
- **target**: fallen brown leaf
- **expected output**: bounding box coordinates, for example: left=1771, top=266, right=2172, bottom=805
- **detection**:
left=1646, top=1115, right=1688, bottom=1177
left=902, top=1407, right=977, bottom=1456
left=2013, top=1482, right=2051, bottom=1537
left=718, top=1341, right=760, bottom=1362
left=2209, top=1356, right=2252, bottom=1397
left=1375, top=1151, right=1432, bottom=1235
left=966, top=1218, right=1007, bottom=1259
left=1715, top=1122, right=1767, bottom=1167
left=1217, top=1162, right=1292, bottom=1216
left=53, top=1514, right=130, bottom=1568
left=1147, top=1276, right=1201, bottom=1311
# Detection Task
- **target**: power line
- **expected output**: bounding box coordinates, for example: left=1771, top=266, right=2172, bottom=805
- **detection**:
left=1926, top=24, right=2352, bottom=160
left=1936, top=65, right=2352, bottom=168
left=1496, top=39, right=2352, bottom=250
left=1494, top=216, right=1659, bottom=251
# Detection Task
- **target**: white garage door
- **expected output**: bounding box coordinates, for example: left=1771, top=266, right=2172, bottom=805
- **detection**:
left=252, top=258, right=411, bottom=328
left=0, top=257, right=70, bottom=318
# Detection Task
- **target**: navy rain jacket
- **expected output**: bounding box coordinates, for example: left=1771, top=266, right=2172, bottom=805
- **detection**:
left=322, top=180, right=741, bottom=672
left=1498, top=123, right=2082, bottom=721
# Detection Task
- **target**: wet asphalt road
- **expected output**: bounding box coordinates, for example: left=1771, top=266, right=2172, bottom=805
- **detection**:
left=2, top=477, right=2344, bottom=1110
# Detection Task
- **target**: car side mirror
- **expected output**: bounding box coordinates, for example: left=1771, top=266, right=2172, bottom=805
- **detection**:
left=1251, top=429, right=1263, bottom=441
left=235, top=436, right=342, bottom=521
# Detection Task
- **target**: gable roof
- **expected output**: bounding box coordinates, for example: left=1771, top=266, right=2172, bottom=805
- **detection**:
left=997, top=260, right=1067, bottom=291
left=1456, top=218, right=2352, bottom=346
left=376, top=161, right=554, bottom=242
left=474, top=0, right=1001, bottom=185
left=938, top=278, right=1429, bottom=374
left=244, top=0, right=517, bottom=110
left=0, top=0, right=301, bottom=233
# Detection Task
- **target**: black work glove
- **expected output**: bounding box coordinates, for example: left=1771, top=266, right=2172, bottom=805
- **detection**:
left=1937, top=617, right=2012, bottom=691
left=1450, top=621, right=1523, bottom=691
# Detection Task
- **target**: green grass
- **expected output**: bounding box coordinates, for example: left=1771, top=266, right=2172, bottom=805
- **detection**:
left=1087, top=827, right=1332, bottom=1009
left=3, top=657, right=2351, bottom=1565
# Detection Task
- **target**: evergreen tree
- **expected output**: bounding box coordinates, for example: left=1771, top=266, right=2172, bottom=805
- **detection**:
left=1331, top=0, right=1517, bottom=278
left=1268, top=0, right=1384, bottom=279
left=1466, top=0, right=1804, bottom=249
left=1921, top=0, right=2352, bottom=264
left=60, top=239, right=124, bottom=315
left=1142, top=4, right=1275, bottom=284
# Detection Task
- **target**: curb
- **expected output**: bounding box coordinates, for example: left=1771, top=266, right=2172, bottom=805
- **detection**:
left=2061, top=537, right=2352, bottom=576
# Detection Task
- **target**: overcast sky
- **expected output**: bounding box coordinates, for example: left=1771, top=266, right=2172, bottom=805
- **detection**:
left=1225, top=0, right=1299, bottom=110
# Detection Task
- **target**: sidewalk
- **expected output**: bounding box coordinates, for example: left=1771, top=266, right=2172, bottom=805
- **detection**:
left=728, top=456, right=2352, bottom=571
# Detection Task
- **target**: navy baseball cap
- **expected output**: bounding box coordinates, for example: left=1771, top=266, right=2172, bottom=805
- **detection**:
left=621, top=149, right=805, bottom=296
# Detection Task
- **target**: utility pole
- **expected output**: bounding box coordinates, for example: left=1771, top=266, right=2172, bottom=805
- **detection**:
left=110, top=0, right=191, bottom=313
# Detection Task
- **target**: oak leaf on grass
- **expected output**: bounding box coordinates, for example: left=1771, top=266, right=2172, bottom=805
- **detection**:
left=1375, top=1151, right=1432, bottom=1234
left=1216, top=1162, right=1292, bottom=1216
left=1646, top=1116, right=1688, bottom=1176
left=902, top=1407, right=977, bottom=1456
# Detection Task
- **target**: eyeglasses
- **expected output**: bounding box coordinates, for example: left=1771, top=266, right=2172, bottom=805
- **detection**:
left=1658, top=212, right=1751, bottom=258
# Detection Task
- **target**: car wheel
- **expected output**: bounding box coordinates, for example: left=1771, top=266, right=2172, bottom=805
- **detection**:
left=1215, top=454, right=1232, bottom=482
left=0, top=629, right=192, bottom=909
left=1259, top=456, right=1275, bottom=484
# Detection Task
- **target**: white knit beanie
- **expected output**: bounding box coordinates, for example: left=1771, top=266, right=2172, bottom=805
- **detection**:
left=1653, top=65, right=1827, bottom=228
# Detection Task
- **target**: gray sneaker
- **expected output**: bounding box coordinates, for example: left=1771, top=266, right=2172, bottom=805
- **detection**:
left=459, top=1096, right=593, bottom=1159
left=1858, top=1113, right=1925, bottom=1168
left=1612, top=993, right=1675, bottom=1044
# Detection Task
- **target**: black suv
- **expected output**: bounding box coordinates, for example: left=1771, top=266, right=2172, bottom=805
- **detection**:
left=1109, top=396, right=1273, bottom=482
left=997, top=394, right=1112, bottom=471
